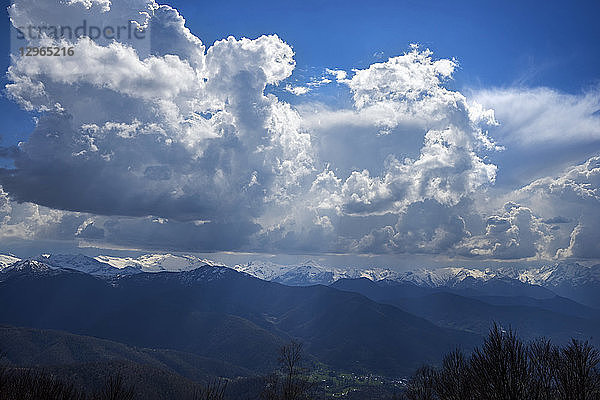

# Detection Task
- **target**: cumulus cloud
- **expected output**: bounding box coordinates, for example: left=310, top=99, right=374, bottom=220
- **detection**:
left=248, top=48, right=505, bottom=256
left=285, top=84, right=310, bottom=95
left=519, top=156, right=600, bottom=205
left=514, top=156, right=600, bottom=259
left=351, top=200, right=471, bottom=254
left=455, top=202, right=552, bottom=259
left=0, top=185, right=262, bottom=252
left=556, top=221, right=600, bottom=259
left=325, top=68, right=347, bottom=81
left=299, top=47, right=499, bottom=218
left=3, top=0, right=311, bottom=239
left=0, top=3, right=500, bottom=255
left=0, top=187, right=85, bottom=241
left=1, top=0, right=598, bottom=260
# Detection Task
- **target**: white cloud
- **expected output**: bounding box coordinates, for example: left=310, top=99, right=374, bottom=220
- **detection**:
left=0, top=187, right=84, bottom=241
left=347, top=48, right=457, bottom=109
left=325, top=68, right=347, bottom=81
left=306, top=77, right=332, bottom=87
left=66, top=0, right=111, bottom=12
left=473, top=87, right=600, bottom=146
left=3, top=0, right=312, bottom=244
left=514, top=156, right=600, bottom=259
left=455, top=202, right=552, bottom=260
left=248, top=48, right=503, bottom=255
left=352, top=200, right=470, bottom=254
left=519, top=156, right=600, bottom=204
left=285, top=84, right=310, bottom=95
left=301, top=47, right=499, bottom=218
left=556, top=221, right=600, bottom=259
left=2, top=0, right=598, bottom=260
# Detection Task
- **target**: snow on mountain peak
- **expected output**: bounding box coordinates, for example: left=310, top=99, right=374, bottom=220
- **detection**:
left=395, top=267, right=495, bottom=287
left=505, top=262, right=600, bottom=287
left=1, top=259, right=53, bottom=274
left=0, top=254, right=21, bottom=271
left=95, top=253, right=218, bottom=273
left=233, top=261, right=290, bottom=281
left=34, top=254, right=141, bottom=277
left=233, top=260, right=401, bottom=286
left=395, top=262, right=600, bottom=289
left=1, top=251, right=599, bottom=290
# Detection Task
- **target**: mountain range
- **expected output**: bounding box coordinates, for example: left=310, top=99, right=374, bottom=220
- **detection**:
left=235, top=259, right=600, bottom=308
left=1, top=252, right=599, bottom=397
left=0, top=257, right=478, bottom=377
left=4, top=252, right=599, bottom=307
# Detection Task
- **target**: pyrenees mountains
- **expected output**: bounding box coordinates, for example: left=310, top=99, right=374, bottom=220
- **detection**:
left=0, top=252, right=599, bottom=381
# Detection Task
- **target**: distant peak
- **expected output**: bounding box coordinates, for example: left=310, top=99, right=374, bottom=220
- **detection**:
left=1, top=259, right=54, bottom=275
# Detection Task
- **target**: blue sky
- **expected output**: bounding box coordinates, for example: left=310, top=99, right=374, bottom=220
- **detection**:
left=0, top=0, right=598, bottom=267
left=165, top=0, right=600, bottom=92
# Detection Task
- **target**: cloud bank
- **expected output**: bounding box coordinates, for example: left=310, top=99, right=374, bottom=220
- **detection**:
left=1, top=0, right=598, bottom=261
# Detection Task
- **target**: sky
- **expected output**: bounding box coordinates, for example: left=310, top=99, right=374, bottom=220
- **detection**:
left=0, top=0, right=599, bottom=268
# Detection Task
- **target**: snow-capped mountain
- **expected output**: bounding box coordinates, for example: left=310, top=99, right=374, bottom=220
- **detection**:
left=272, top=265, right=343, bottom=286
left=95, top=253, right=220, bottom=273
left=230, top=259, right=600, bottom=307
left=233, top=260, right=354, bottom=286
left=358, top=268, right=403, bottom=281
left=0, top=253, right=223, bottom=277
left=0, top=251, right=598, bottom=304
left=397, top=267, right=499, bottom=288
left=501, top=263, right=600, bottom=287
left=395, top=263, right=600, bottom=289
left=234, top=261, right=504, bottom=288
left=232, top=260, right=291, bottom=281
left=0, top=254, right=143, bottom=278
left=0, top=259, right=56, bottom=277
left=502, top=262, right=600, bottom=308
left=35, top=254, right=141, bottom=277
left=0, top=254, right=21, bottom=271
left=386, top=262, right=600, bottom=306
left=232, top=260, right=401, bottom=286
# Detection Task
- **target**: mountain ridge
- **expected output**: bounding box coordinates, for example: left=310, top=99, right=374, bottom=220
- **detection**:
left=0, top=257, right=479, bottom=376
left=3, top=253, right=599, bottom=290
left=3, top=252, right=600, bottom=309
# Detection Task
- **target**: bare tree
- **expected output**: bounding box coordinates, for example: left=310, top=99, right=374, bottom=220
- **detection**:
left=528, top=338, right=559, bottom=400
left=405, top=325, right=600, bottom=400
left=261, top=373, right=281, bottom=400
left=404, top=365, right=437, bottom=400
left=261, top=340, right=313, bottom=400
left=469, top=324, right=530, bottom=400
left=434, top=349, right=472, bottom=400
left=556, top=339, right=600, bottom=400
left=280, top=341, right=306, bottom=400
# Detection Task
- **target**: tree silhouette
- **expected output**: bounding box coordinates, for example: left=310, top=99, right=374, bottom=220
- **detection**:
left=556, top=339, right=600, bottom=400
left=469, top=324, right=530, bottom=400
left=261, top=340, right=313, bottom=400
left=435, top=349, right=472, bottom=400
left=404, top=365, right=436, bottom=400
left=404, top=324, right=600, bottom=400
left=528, top=338, right=559, bottom=400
